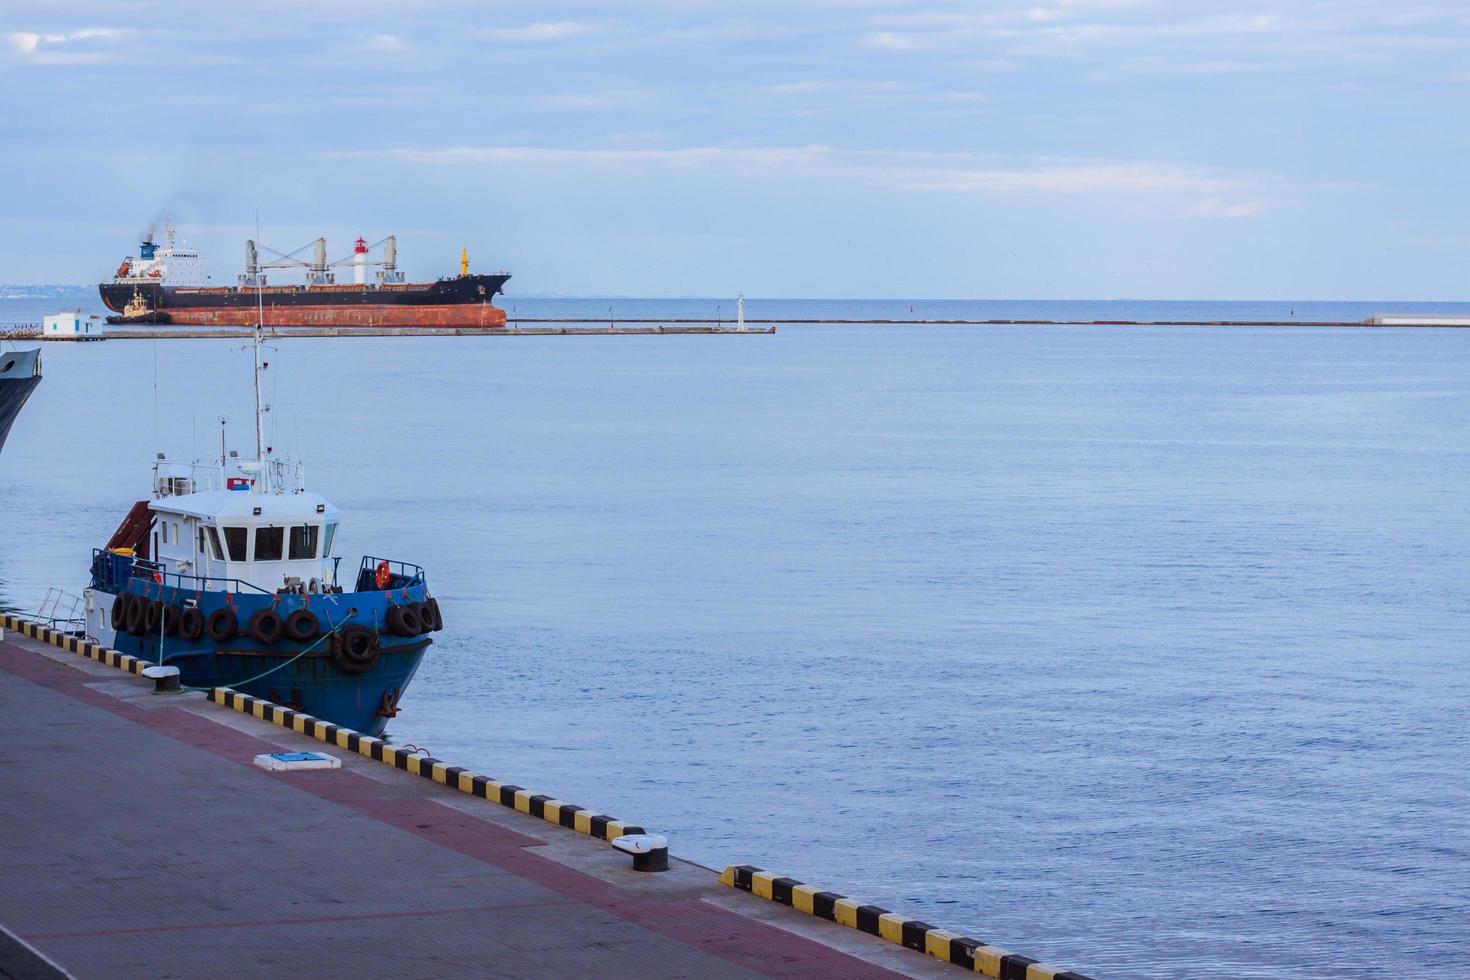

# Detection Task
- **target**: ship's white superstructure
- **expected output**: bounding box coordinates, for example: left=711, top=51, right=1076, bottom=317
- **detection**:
left=148, top=455, right=341, bottom=592
left=112, top=221, right=207, bottom=288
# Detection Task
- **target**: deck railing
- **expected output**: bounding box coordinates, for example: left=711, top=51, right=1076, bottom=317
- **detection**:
left=355, top=555, right=426, bottom=593
left=90, top=549, right=273, bottom=596
left=34, top=587, right=86, bottom=630
left=152, top=456, right=307, bottom=497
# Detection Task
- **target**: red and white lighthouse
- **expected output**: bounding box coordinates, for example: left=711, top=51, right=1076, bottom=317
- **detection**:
left=353, top=236, right=368, bottom=285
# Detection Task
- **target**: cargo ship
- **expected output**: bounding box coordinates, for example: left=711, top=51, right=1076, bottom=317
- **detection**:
left=100, top=223, right=510, bottom=328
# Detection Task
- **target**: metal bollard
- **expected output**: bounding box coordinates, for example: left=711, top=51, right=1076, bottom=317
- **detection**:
left=141, top=665, right=181, bottom=694
left=610, top=834, right=669, bottom=872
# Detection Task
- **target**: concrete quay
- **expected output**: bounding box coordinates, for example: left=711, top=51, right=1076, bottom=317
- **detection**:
left=0, top=630, right=957, bottom=979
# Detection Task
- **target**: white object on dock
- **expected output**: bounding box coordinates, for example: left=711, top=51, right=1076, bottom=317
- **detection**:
left=253, top=751, right=342, bottom=772
left=610, top=833, right=670, bottom=872
left=141, top=664, right=182, bottom=694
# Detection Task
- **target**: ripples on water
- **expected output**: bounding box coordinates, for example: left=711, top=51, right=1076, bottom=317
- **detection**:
left=1, top=311, right=1466, bottom=978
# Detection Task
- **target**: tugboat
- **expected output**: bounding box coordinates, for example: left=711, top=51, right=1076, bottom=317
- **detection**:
left=80, top=301, right=440, bottom=735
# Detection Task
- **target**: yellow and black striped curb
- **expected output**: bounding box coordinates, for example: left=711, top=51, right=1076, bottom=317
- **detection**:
left=0, top=615, right=650, bottom=845
left=719, top=866, right=1095, bottom=979
left=209, top=689, right=647, bottom=842
left=1, top=614, right=150, bottom=677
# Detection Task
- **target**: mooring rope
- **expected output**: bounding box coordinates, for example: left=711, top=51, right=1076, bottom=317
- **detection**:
left=180, top=606, right=346, bottom=692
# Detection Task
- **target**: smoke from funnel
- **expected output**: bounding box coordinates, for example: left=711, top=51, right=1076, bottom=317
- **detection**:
left=139, top=210, right=171, bottom=243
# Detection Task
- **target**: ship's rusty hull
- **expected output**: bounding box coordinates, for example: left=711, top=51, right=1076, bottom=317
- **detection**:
left=130, top=304, right=508, bottom=328
left=100, top=273, right=510, bottom=327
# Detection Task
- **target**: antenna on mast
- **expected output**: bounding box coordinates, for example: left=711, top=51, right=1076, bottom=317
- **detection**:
left=253, top=211, right=268, bottom=491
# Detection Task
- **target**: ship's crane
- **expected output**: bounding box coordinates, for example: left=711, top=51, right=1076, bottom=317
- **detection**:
left=240, top=237, right=319, bottom=287
left=240, top=236, right=404, bottom=287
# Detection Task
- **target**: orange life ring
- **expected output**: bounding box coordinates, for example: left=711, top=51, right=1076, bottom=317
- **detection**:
left=374, top=561, right=391, bottom=589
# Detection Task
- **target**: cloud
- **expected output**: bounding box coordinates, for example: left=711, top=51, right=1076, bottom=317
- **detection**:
left=767, top=79, right=910, bottom=96
left=364, top=34, right=403, bottom=51
left=905, top=161, right=1243, bottom=195
left=860, top=5, right=1322, bottom=59
left=536, top=89, right=650, bottom=110
left=936, top=90, right=990, bottom=102
left=1001, top=12, right=1284, bottom=44
left=9, top=27, right=126, bottom=63
left=351, top=144, right=828, bottom=170
left=65, top=28, right=121, bottom=42
left=483, top=21, right=597, bottom=42
left=1185, top=199, right=1263, bottom=219
left=863, top=31, right=923, bottom=51
left=338, top=143, right=1268, bottom=213
left=9, top=32, right=55, bottom=53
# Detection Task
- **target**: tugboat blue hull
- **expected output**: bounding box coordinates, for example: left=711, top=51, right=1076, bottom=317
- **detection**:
left=161, top=639, right=428, bottom=737
left=92, top=552, right=440, bottom=737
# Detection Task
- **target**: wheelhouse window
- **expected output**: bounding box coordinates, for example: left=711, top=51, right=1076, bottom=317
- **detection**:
left=323, top=522, right=338, bottom=557
left=223, top=527, right=248, bottom=562
left=255, top=526, right=284, bottom=561
left=205, top=526, right=224, bottom=561
left=289, top=524, right=319, bottom=560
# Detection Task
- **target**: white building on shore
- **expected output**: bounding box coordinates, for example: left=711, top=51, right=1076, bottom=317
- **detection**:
left=43, top=310, right=105, bottom=341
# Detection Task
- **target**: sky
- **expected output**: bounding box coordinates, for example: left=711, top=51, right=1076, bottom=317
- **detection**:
left=3, top=0, right=1469, bottom=298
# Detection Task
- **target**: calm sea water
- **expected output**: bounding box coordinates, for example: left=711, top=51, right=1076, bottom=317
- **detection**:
left=8, top=286, right=1470, bottom=326
left=2, top=298, right=1467, bottom=978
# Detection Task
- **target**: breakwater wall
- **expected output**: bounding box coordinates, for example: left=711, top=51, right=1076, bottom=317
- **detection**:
left=98, top=325, right=777, bottom=339
left=512, top=316, right=1466, bottom=328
